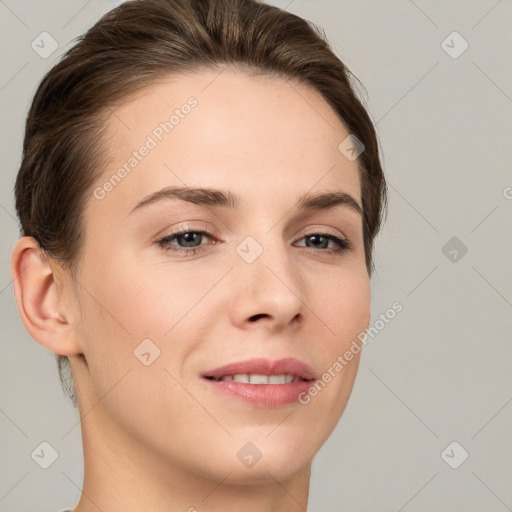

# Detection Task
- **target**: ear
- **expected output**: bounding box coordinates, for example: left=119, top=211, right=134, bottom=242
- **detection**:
left=10, top=236, right=82, bottom=356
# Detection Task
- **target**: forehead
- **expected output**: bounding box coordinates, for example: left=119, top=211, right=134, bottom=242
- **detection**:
left=93, top=67, right=361, bottom=217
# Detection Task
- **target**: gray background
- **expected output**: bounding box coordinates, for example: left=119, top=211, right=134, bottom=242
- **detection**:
left=1, top=0, right=511, bottom=511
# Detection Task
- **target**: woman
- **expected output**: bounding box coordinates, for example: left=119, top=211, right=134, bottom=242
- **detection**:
left=11, top=0, right=387, bottom=510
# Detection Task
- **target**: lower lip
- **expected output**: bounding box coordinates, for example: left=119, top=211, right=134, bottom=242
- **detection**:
left=202, top=378, right=315, bottom=407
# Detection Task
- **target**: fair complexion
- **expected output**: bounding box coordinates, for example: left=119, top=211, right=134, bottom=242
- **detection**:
left=11, top=67, right=370, bottom=511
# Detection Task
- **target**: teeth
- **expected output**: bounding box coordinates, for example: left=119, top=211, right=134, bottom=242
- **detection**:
left=250, top=374, right=269, bottom=384
left=269, top=375, right=286, bottom=384
left=233, top=374, right=250, bottom=383
left=217, top=374, right=299, bottom=384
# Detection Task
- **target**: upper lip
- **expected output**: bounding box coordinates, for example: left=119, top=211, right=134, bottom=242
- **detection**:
left=202, top=357, right=316, bottom=381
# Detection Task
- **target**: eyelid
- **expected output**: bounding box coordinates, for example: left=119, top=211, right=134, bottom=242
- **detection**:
left=157, top=222, right=215, bottom=240
left=299, top=225, right=347, bottom=240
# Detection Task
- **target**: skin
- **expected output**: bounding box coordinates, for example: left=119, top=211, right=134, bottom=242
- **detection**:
left=11, top=66, right=371, bottom=511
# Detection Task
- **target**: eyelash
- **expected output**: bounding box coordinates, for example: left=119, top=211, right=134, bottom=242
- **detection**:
left=156, top=227, right=352, bottom=257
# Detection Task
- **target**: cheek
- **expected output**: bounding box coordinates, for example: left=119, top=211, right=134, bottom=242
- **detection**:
left=74, top=252, right=225, bottom=406
left=288, top=269, right=369, bottom=451
left=318, top=268, right=371, bottom=348
left=72, top=264, right=197, bottom=437
left=312, top=268, right=369, bottom=403
left=81, top=248, right=207, bottom=341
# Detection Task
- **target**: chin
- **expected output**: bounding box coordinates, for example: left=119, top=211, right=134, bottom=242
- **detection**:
left=177, top=432, right=317, bottom=486
left=231, top=430, right=319, bottom=483
left=224, top=452, right=313, bottom=486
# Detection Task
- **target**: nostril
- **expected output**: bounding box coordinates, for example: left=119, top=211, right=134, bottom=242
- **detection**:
left=249, top=314, right=268, bottom=322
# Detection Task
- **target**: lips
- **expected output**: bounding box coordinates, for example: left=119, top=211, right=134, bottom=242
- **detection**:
left=201, top=357, right=316, bottom=382
left=200, top=357, right=317, bottom=407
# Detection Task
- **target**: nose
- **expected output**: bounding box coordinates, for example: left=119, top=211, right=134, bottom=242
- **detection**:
left=228, top=238, right=305, bottom=333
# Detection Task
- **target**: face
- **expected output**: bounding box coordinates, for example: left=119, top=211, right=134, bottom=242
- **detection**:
left=70, top=67, right=370, bottom=484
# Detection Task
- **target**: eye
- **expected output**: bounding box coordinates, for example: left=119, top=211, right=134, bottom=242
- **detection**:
left=156, top=228, right=352, bottom=257
left=295, top=232, right=352, bottom=255
left=157, top=228, right=215, bottom=256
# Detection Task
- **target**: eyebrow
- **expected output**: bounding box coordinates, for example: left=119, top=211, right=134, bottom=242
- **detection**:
left=129, top=186, right=363, bottom=216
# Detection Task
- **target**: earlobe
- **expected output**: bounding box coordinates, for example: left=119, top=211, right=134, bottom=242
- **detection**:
left=10, top=236, right=81, bottom=356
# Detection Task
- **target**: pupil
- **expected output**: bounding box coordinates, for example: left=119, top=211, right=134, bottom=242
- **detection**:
left=309, top=235, right=327, bottom=249
left=180, top=233, right=201, bottom=247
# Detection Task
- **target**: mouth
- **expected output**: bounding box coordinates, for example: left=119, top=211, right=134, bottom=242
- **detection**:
left=201, top=357, right=316, bottom=382
left=200, top=357, right=316, bottom=407
left=204, top=373, right=311, bottom=384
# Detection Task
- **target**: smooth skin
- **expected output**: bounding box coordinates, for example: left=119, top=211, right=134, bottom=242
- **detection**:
left=11, top=66, right=370, bottom=512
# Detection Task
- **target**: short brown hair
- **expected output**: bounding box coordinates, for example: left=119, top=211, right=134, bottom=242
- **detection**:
left=14, top=0, right=387, bottom=408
